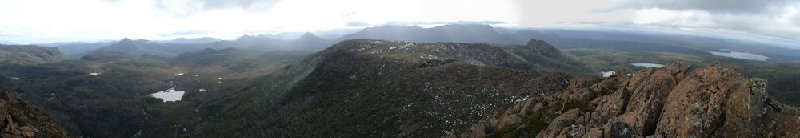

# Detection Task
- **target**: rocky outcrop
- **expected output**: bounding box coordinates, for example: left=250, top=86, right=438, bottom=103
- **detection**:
left=1, top=90, right=70, bottom=138
left=453, top=63, right=800, bottom=137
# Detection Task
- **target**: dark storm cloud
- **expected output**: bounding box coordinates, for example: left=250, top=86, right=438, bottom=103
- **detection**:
left=609, top=0, right=794, bottom=14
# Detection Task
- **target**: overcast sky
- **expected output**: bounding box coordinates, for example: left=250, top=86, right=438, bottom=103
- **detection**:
left=0, top=0, right=798, bottom=43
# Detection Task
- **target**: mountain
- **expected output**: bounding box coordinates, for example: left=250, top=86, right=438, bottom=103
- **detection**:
left=0, top=44, right=66, bottom=64
left=454, top=63, right=800, bottom=137
left=289, top=32, right=335, bottom=50
left=298, top=32, right=322, bottom=40
left=96, top=38, right=181, bottom=56
left=233, top=32, right=336, bottom=51
left=1, top=90, right=71, bottom=137
left=184, top=39, right=589, bottom=137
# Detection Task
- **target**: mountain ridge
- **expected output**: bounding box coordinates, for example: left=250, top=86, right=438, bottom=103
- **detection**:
left=0, top=44, right=66, bottom=64
left=189, top=39, right=587, bottom=137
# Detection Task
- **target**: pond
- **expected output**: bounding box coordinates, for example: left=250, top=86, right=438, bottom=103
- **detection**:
left=631, top=63, right=665, bottom=68
left=709, top=50, right=769, bottom=61
left=151, top=87, right=185, bottom=102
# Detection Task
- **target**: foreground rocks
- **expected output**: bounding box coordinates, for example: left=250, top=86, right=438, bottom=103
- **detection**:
left=452, top=63, right=800, bottom=137
left=1, top=90, right=70, bottom=138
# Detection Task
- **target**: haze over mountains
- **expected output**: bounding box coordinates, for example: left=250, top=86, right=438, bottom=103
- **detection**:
left=40, top=24, right=800, bottom=62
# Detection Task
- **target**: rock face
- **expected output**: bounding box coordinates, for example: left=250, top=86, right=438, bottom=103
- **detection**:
left=0, top=45, right=66, bottom=64
left=0, top=90, right=70, bottom=138
left=453, top=63, right=800, bottom=137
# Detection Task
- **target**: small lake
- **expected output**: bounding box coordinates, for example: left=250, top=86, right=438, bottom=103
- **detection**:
left=151, top=87, right=185, bottom=102
left=631, top=63, right=666, bottom=68
left=709, top=50, right=769, bottom=61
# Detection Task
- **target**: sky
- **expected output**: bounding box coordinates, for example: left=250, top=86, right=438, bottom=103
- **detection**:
left=0, top=0, right=798, bottom=43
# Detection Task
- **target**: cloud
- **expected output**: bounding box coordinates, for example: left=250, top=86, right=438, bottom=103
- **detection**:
left=627, top=8, right=800, bottom=40
left=607, top=0, right=800, bottom=40
left=1, top=0, right=798, bottom=43
left=158, top=30, right=213, bottom=37
left=345, top=22, right=369, bottom=27
left=608, top=0, right=794, bottom=14
left=512, top=0, right=634, bottom=27
left=150, top=0, right=281, bottom=16
left=197, top=0, right=281, bottom=10
left=383, top=21, right=507, bottom=26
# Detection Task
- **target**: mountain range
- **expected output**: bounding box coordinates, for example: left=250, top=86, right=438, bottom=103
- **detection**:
left=1, top=24, right=800, bottom=137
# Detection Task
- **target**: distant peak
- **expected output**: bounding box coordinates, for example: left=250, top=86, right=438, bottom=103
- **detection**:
left=116, top=38, right=151, bottom=44
left=438, top=24, right=492, bottom=28
left=238, top=34, right=269, bottom=41
left=364, top=25, right=424, bottom=30
left=525, top=39, right=560, bottom=56
left=526, top=39, right=545, bottom=45
left=432, top=24, right=495, bottom=30
left=299, top=32, right=321, bottom=40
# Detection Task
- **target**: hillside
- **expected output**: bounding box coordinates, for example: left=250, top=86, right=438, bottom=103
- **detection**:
left=0, top=45, right=66, bottom=64
left=454, top=62, right=800, bottom=137
left=184, top=39, right=588, bottom=137
left=173, top=47, right=310, bottom=78
left=1, top=90, right=71, bottom=137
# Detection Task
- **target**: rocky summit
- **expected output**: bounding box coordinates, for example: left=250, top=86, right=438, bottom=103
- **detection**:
left=1, top=90, right=70, bottom=138
left=453, top=62, right=800, bottom=137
